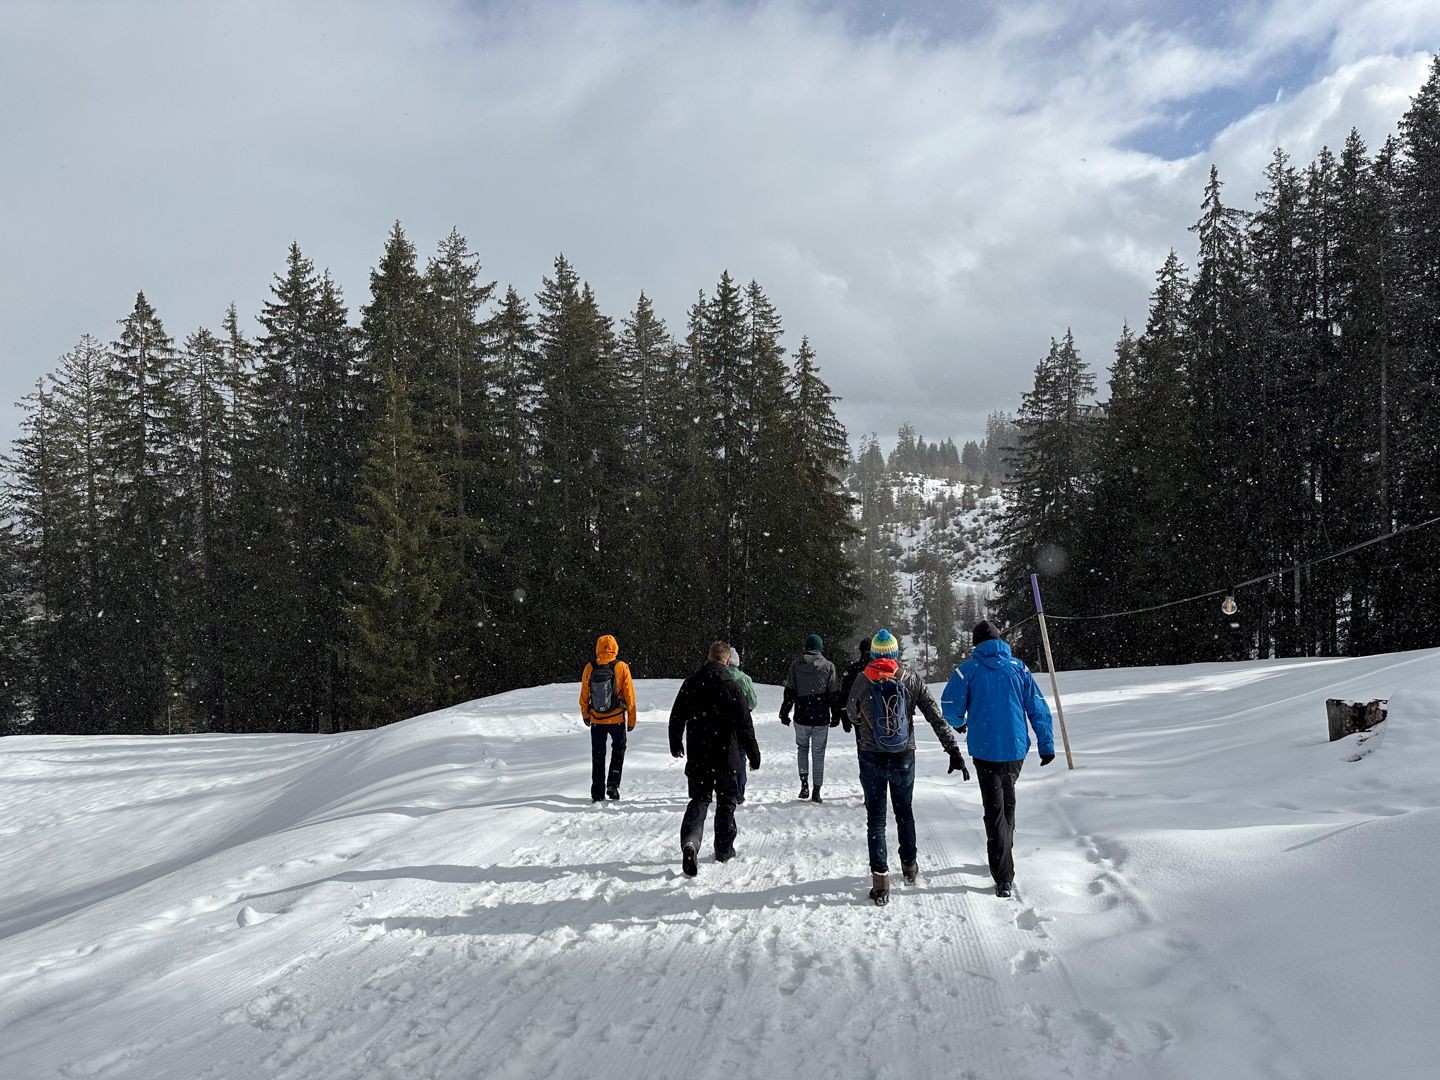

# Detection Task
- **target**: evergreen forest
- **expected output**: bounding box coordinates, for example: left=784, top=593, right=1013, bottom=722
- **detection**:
left=1, top=237, right=857, bottom=734
left=995, top=57, right=1440, bottom=671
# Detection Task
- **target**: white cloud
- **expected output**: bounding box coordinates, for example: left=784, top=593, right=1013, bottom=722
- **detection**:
left=0, top=0, right=1434, bottom=453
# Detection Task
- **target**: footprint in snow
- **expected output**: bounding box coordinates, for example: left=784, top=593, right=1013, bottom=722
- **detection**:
left=1014, top=907, right=1050, bottom=937
left=1010, top=948, right=1052, bottom=975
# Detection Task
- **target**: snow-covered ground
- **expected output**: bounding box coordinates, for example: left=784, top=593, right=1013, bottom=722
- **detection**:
left=3, top=650, right=1438, bottom=1079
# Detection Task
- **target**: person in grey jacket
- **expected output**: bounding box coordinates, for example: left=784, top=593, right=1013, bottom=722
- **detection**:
left=780, top=634, right=839, bottom=802
left=844, top=628, right=969, bottom=906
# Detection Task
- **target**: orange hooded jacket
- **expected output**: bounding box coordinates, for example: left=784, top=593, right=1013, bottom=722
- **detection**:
left=580, top=634, right=637, bottom=728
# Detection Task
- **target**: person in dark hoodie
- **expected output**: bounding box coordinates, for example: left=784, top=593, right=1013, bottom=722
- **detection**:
left=845, top=628, right=969, bottom=906
left=780, top=634, right=839, bottom=802
left=941, top=620, right=1055, bottom=899
left=834, top=640, right=871, bottom=726
left=669, top=640, right=762, bottom=877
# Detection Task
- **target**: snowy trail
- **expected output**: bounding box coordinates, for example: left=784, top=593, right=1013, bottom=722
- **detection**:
left=3, top=652, right=1439, bottom=1079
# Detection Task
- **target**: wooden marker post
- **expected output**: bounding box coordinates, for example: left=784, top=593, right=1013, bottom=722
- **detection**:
left=1030, top=573, right=1074, bottom=770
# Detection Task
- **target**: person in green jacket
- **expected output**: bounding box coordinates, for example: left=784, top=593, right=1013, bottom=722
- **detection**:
left=728, top=648, right=759, bottom=804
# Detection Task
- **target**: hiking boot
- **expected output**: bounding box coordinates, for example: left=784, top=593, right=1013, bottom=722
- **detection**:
left=996, top=880, right=1013, bottom=899
left=682, top=844, right=698, bottom=878
left=715, top=847, right=736, bottom=863
left=798, top=779, right=810, bottom=800
left=606, top=788, right=620, bottom=801
left=810, top=786, right=823, bottom=804
left=869, top=872, right=890, bottom=907
left=901, top=862, right=919, bottom=885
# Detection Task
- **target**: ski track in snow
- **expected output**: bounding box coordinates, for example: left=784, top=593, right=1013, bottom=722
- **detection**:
left=3, top=652, right=1440, bottom=1079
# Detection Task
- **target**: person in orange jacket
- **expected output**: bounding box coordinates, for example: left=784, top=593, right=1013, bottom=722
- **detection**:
left=580, top=634, right=638, bottom=802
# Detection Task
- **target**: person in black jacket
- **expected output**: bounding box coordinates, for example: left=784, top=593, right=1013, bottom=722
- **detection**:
left=834, top=641, right=871, bottom=733
left=669, top=640, right=762, bottom=877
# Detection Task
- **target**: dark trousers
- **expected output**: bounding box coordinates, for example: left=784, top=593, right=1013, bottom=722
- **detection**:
left=590, top=724, right=627, bottom=800
left=857, top=749, right=916, bottom=874
left=735, top=758, right=748, bottom=802
left=680, top=764, right=739, bottom=856
left=974, top=758, right=1024, bottom=884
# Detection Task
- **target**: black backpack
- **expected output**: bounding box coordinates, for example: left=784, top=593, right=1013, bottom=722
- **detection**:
left=590, top=661, right=619, bottom=715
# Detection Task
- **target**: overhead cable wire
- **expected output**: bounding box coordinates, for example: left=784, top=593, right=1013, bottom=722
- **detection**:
left=1033, top=512, right=1440, bottom=624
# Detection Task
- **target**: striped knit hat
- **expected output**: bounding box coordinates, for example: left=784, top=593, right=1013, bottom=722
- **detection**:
left=870, top=628, right=899, bottom=658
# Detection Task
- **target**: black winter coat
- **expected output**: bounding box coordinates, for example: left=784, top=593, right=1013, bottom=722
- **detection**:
left=669, top=660, right=761, bottom=776
left=835, top=656, right=869, bottom=720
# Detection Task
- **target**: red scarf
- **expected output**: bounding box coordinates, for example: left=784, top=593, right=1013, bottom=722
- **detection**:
left=865, top=657, right=899, bottom=681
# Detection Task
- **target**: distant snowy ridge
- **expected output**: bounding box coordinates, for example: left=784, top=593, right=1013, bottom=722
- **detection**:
left=847, top=466, right=1007, bottom=671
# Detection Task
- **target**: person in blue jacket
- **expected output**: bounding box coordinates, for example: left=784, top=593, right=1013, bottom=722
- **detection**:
left=941, top=619, right=1055, bottom=898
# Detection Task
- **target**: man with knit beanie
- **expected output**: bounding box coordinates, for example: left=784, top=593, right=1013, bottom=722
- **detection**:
left=727, top=647, right=758, bottom=804
left=579, top=634, right=638, bottom=802
left=781, top=633, right=839, bottom=802
left=845, top=628, right=969, bottom=906
left=942, top=620, right=1055, bottom=898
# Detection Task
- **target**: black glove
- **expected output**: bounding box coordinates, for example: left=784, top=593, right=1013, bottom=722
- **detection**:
left=1040, top=753, right=1055, bottom=766
left=842, top=718, right=852, bottom=733
left=672, top=749, right=684, bottom=759
left=780, top=714, right=791, bottom=726
left=829, top=717, right=840, bottom=728
left=749, top=755, right=761, bottom=771
left=947, top=746, right=970, bottom=780
left=955, top=723, right=967, bottom=735
left=582, top=717, right=591, bottom=727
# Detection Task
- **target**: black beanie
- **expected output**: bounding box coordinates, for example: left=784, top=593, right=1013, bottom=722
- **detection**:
left=972, top=620, right=996, bottom=646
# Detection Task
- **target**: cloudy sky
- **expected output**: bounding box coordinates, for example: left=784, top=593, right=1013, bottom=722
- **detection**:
left=1, top=0, right=1436, bottom=452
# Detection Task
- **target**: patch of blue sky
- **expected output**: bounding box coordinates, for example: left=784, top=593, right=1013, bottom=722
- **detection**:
left=1125, top=41, right=1327, bottom=159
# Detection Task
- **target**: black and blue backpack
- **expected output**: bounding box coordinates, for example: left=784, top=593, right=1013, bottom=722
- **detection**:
left=589, top=661, right=618, bottom=715
left=869, top=673, right=911, bottom=751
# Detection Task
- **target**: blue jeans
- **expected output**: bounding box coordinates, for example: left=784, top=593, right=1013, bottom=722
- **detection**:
left=857, top=749, right=916, bottom=874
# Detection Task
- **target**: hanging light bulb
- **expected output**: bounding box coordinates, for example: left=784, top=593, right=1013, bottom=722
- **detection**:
left=1221, top=595, right=1238, bottom=616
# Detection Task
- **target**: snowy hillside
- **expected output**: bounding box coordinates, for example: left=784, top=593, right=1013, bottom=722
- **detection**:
left=3, top=651, right=1439, bottom=1079
left=849, top=467, right=1008, bottom=671
left=884, top=470, right=1006, bottom=590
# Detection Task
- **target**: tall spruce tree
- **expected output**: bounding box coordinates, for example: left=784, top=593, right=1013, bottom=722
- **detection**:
left=1393, top=56, right=1440, bottom=649
left=99, top=293, right=182, bottom=732
left=0, top=508, right=28, bottom=734
left=995, top=330, right=1097, bottom=667
left=341, top=364, right=451, bottom=727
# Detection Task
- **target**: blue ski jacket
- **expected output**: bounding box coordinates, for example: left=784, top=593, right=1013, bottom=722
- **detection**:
left=940, top=639, right=1055, bottom=763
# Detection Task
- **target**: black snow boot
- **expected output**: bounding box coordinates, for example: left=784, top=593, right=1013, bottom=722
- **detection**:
left=682, top=844, right=698, bottom=878
left=798, top=779, right=810, bottom=800
left=716, top=847, right=735, bottom=863
left=869, top=872, right=890, bottom=906
left=902, top=862, right=919, bottom=885
left=606, top=787, right=620, bottom=801
left=810, top=785, right=823, bottom=804
left=996, top=880, right=1014, bottom=899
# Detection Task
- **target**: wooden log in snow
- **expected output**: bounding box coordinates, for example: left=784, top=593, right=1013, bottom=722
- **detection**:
left=1326, top=698, right=1388, bottom=743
